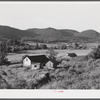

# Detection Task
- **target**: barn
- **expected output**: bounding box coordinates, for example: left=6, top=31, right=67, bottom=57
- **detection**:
left=66, top=53, right=77, bottom=57
left=23, top=55, right=57, bottom=70
left=23, top=55, right=49, bottom=69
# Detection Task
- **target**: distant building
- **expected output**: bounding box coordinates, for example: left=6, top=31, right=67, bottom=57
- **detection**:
left=65, top=53, right=77, bottom=57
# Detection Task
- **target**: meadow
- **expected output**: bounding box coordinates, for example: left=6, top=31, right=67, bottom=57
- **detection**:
left=0, top=43, right=100, bottom=89
left=7, top=49, right=92, bottom=62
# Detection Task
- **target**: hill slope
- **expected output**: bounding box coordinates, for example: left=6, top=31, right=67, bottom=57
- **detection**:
left=0, top=25, right=36, bottom=40
left=27, top=27, right=81, bottom=42
left=78, top=30, right=100, bottom=38
left=0, top=25, right=100, bottom=42
left=27, top=28, right=100, bottom=42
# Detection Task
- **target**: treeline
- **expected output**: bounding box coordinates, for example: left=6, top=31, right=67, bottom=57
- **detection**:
left=0, top=40, right=87, bottom=65
left=0, top=39, right=32, bottom=64
left=0, top=39, right=87, bottom=53
left=34, top=42, right=87, bottom=50
left=0, top=40, right=48, bottom=53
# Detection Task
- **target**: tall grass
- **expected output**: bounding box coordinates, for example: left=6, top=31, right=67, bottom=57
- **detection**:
left=1, top=46, right=100, bottom=89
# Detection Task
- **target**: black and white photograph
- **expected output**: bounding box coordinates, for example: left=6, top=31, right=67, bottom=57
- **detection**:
left=0, top=1, right=100, bottom=90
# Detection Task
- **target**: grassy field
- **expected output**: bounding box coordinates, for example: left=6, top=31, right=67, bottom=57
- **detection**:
left=7, top=49, right=92, bottom=62
left=1, top=51, right=100, bottom=89
left=1, top=45, right=100, bottom=89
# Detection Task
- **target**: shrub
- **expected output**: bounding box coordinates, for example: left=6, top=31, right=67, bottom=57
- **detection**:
left=39, top=44, right=48, bottom=49
left=34, top=43, right=40, bottom=49
left=57, top=44, right=67, bottom=49
left=86, top=45, right=100, bottom=60
left=0, top=41, right=8, bottom=65
left=0, top=75, right=11, bottom=89
left=47, top=49, right=58, bottom=58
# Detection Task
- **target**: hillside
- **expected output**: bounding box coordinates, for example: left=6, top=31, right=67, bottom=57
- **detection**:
left=27, top=27, right=81, bottom=42
left=27, top=28, right=76, bottom=42
left=78, top=30, right=100, bottom=38
left=27, top=28, right=98, bottom=42
left=0, top=25, right=36, bottom=40
left=0, top=25, right=100, bottom=42
left=60, top=29, right=79, bottom=36
left=27, top=27, right=79, bottom=36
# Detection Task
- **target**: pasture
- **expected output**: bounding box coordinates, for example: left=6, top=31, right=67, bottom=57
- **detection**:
left=7, top=49, right=92, bottom=62
left=1, top=45, right=100, bottom=89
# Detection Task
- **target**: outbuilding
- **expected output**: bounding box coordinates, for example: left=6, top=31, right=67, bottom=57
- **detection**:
left=66, top=53, right=77, bottom=57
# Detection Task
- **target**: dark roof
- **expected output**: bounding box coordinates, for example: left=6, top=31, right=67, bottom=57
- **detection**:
left=26, top=55, right=49, bottom=63
left=49, top=56, right=58, bottom=64
left=67, top=53, right=77, bottom=57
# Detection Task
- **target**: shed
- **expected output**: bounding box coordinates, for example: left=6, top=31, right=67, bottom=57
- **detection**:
left=66, top=53, right=77, bottom=57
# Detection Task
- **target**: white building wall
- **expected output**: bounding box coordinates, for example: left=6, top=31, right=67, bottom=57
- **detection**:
left=46, top=61, right=54, bottom=69
left=23, top=57, right=31, bottom=67
left=31, top=63, right=40, bottom=70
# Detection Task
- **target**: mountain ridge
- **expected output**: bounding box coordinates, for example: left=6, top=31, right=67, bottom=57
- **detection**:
left=0, top=25, right=100, bottom=42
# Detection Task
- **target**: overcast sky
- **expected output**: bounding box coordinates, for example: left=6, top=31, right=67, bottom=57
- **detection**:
left=0, top=2, right=100, bottom=32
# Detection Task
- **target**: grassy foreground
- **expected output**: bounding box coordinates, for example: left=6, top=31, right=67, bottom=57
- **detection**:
left=0, top=54, right=100, bottom=89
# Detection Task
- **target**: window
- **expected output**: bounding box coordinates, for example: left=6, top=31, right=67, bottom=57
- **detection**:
left=43, top=63, right=45, bottom=66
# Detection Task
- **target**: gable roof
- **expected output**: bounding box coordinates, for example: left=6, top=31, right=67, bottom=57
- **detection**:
left=25, top=55, right=49, bottom=63
left=67, top=53, right=77, bottom=57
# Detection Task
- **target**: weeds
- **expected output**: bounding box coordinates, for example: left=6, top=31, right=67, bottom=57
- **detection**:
left=1, top=46, right=100, bottom=89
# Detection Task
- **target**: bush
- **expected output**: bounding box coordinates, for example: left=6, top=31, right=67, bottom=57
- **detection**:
left=87, top=45, right=100, bottom=60
left=39, top=44, right=48, bottom=49
left=0, top=41, right=8, bottom=65
left=34, top=43, right=40, bottom=49
left=57, top=44, right=67, bottom=49
left=47, top=49, right=58, bottom=58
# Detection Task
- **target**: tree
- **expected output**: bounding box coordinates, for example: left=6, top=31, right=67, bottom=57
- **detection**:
left=61, top=44, right=67, bottom=49
left=87, top=45, right=100, bottom=60
left=39, top=44, right=48, bottom=49
left=74, top=42, right=79, bottom=49
left=47, top=49, right=59, bottom=69
left=47, top=49, right=58, bottom=59
left=34, top=43, right=39, bottom=49
left=0, top=41, right=8, bottom=64
left=58, top=44, right=67, bottom=49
